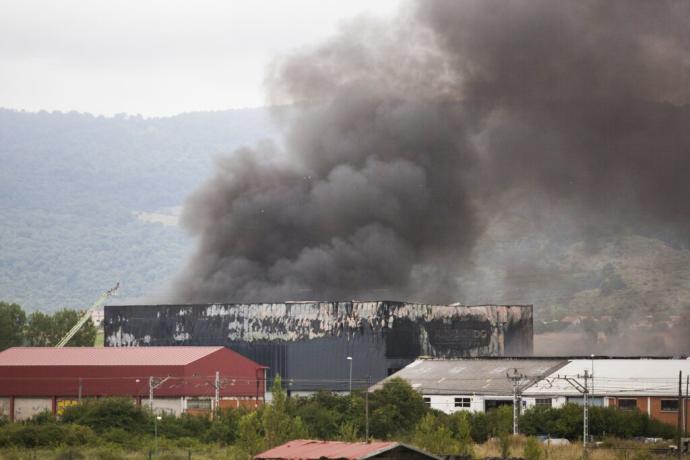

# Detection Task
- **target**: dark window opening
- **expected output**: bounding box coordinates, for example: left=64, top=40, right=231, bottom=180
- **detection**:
left=535, top=398, right=552, bottom=408
left=618, top=399, right=637, bottom=410
left=454, top=397, right=471, bottom=408
left=661, top=399, right=678, bottom=411
left=485, top=399, right=513, bottom=411
left=423, top=397, right=431, bottom=407
left=186, top=398, right=212, bottom=410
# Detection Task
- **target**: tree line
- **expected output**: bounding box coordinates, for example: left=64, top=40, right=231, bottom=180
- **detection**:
left=0, top=377, right=677, bottom=458
left=0, top=301, right=96, bottom=350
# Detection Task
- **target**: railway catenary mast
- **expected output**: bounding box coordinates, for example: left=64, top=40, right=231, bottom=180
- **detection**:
left=104, top=301, right=533, bottom=392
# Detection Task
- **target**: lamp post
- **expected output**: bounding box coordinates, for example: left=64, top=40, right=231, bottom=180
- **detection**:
left=347, top=356, right=353, bottom=394
left=155, top=415, right=162, bottom=457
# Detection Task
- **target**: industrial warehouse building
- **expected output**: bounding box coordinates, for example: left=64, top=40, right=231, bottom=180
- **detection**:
left=371, top=357, right=567, bottom=413
left=376, top=357, right=690, bottom=430
left=104, top=301, right=533, bottom=392
left=524, top=358, right=690, bottom=431
left=0, top=347, right=266, bottom=421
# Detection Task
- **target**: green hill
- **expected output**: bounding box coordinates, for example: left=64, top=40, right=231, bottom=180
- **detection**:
left=0, top=108, right=279, bottom=310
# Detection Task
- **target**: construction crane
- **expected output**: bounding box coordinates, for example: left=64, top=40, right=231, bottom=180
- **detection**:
left=55, top=282, right=119, bottom=347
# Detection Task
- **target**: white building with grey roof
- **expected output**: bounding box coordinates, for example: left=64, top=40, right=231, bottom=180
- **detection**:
left=370, top=357, right=567, bottom=414
left=372, top=357, right=690, bottom=431
left=523, top=358, right=690, bottom=430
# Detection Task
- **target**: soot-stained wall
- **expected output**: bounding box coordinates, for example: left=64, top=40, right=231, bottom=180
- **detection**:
left=104, top=302, right=533, bottom=391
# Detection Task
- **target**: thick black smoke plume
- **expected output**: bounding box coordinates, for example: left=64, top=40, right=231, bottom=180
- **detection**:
left=172, top=0, right=690, bottom=306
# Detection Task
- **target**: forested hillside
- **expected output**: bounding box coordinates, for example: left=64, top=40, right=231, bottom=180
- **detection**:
left=0, top=108, right=279, bottom=310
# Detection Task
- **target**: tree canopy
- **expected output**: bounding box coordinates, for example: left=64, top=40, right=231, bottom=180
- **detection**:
left=0, top=301, right=26, bottom=351
left=0, top=302, right=96, bottom=348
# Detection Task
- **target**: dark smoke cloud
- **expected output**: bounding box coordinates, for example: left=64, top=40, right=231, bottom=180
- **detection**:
left=171, top=0, right=690, bottom=307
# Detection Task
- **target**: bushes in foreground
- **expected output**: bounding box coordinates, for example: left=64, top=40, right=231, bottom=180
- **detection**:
left=0, top=379, right=679, bottom=452
left=0, top=422, right=95, bottom=448
left=519, top=404, right=677, bottom=439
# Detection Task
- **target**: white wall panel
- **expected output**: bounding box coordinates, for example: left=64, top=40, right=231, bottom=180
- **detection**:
left=0, top=398, right=10, bottom=418
left=152, top=398, right=182, bottom=416
left=14, top=398, right=52, bottom=421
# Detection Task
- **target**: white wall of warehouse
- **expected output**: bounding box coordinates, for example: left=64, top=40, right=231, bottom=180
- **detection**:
left=423, top=394, right=598, bottom=414
left=13, top=398, right=52, bottom=421
left=423, top=394, right=516, bottom=414
left=151, top=398, right=183, bottom=416
left=0, top=397, right=9, bottom=418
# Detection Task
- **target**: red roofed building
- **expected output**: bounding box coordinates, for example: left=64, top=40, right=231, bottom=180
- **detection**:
left=0, top=347, right=266, bottom=421
left=254, top=440, right=440, bottom=460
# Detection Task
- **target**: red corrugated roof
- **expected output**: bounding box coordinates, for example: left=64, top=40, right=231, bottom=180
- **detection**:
left=255, top=440, right=424, bottom=460
left=0, top=347, right=226, bottom=366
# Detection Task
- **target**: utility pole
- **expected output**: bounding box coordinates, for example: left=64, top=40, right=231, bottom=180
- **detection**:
left=507, top=368, right=525, bottom=435
left=78, top=378, right=83, bottom=403
left=583, top=370, right=589, bottom=455
left=215, top=371, right=220, bottom=415
left=149, top=376, right=154, bottom=410
left=365, top=375, right=370, bottom=443
left=148, top=376, right=171, bottom=412
left=678, top=371, right=682, bottom=459
left=552, top=372, right=591, bottom=457
left=683, top=375, right=690, bottom=437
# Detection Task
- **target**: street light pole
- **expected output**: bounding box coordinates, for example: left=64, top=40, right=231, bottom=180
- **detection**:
left=155, top=415, right=161, bottom=457
left=365, top=375, right=370, bottom=443
left=347, top=356, right=353, bottom=394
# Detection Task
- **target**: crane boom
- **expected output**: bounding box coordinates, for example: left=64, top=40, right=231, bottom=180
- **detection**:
left=56, top=282, right=119, bottom=347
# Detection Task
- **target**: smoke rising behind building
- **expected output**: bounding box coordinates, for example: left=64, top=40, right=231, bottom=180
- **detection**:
left=170, top=0, right=690, bottom=342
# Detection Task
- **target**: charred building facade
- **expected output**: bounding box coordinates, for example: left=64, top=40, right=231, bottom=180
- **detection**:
left=104, top=302, right=533, bottom=392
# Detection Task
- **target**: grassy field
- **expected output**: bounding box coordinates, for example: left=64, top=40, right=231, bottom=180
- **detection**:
left=0, top=438, right=680, bottom=460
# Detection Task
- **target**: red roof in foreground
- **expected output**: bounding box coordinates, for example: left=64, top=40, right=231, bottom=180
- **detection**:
left=254, top=440, right=439, bottom=460
left=0, top=347, right=227, bottom=366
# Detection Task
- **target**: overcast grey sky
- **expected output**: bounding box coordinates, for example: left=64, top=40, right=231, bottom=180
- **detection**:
left=0, top=0, right=399, bottom=116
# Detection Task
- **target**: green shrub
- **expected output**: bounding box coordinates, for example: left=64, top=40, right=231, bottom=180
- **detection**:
left=632, top=448, right=652, bottom=460
left=27, top=410, right=55, bottom=425
left=338, top=421, right=360, bottom=442
left=53, top=446, right=85, bottom=460
left=61, top=425, right=95, bottom=446
left=0, top=447, right=25, bottom=460
left=91, top=444, right=127, bottom=460
left=203, top=409, right=243, bottom=444
left=498, top=433, right=512, bottom=459
left=524, top=436, right=543, bottom=460
left=100, top=427, right=133, bottom=446
left=451, top=411, right=474, bottom=456
left=412, top=413, right=459, bottom=455
left=159, top=412, right=211, bottom=440
left=468, top=411, right=491, bottom=443
left=488, top=406, right=513, bottom=437
left=521, top=404, right=677, bottom=440
left=368, top=378, right=428, bottom=440
left=61, top=398, right=150, bottom=434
